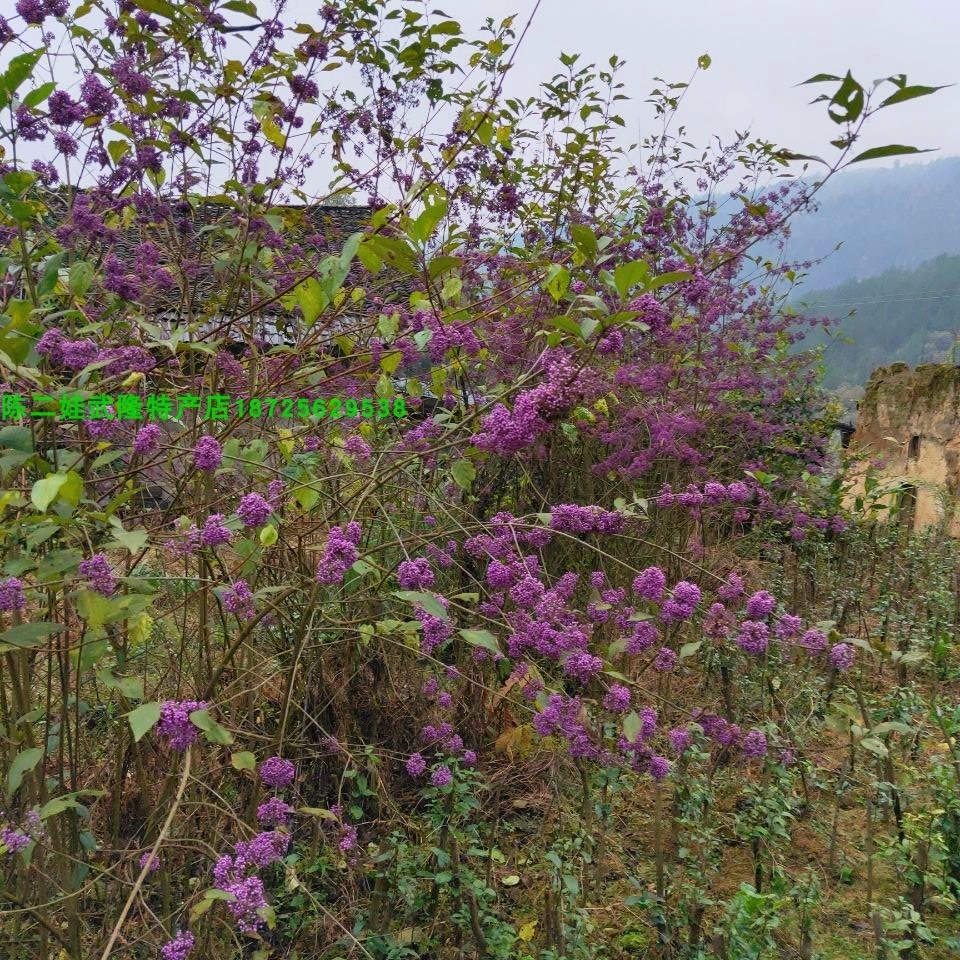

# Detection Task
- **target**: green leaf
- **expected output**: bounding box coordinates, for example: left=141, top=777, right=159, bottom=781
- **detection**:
left=458, top=629, right=500, bottom=655
left=127, top=702, right=162, bottom=743
left=848, top=144, right=935, bottom=165
left=37, top=548, right=82, bottom=583
left=261, top=116, right=286, bottom=148
left=613, top=260, right=649, bottom=297
left=394, top=591, right=448, bottom=620
left=827, top=72, right=865, bottom=125
left=570, top=224, right=597, bottom=257
left=297, top=806, right=338, bottom=819
left=294, top=276, right=328, bottom=328
left=231, top=751, right=257, bottom=771
left=0, top=50, right=44, bottom=112
left=259, top=524, right=278, bottom=547
left=579, top=316, right=600, bottom=340
left=870, top=721, right=913, bottom=737
left=293, top=484, right=320, bottom=512
left=623, top=711, right=642, bottom=744
left=859, top=736, right=888, bottom=757
left=427, top=255, right=462, bottom=279
left=189, top=708, right=234, bottom=745
left=544, top=264, right=570, bottom=302
left=107, top=139, right=130, bottom=166
left=501, top=874, right=521, bottom=886
left=7, top=747, right=43, bottom=798
left=76, top=590, right=116, bottom=631
left=68, top=261, right=95, bottom=297
left=206, top=888, right=238, bottom=901
left=257, top=904, right=277, bottom=930
left=31, top=473, right=68, bottom=512
left=697, top=53, right=711, bottom=70
left=410, top=198, right=448, bottom=244
left=58, top=471, right=83, bottom=508
left=21, top=81, right=56, bottom=109
left=0, top=425, right=33, bottom=452
left=545, top=316, right=582, bottom=337
left=0, top=621, right=62, bottom=652
left=879, top=83, right=952, bottom=108
left=451, top=458, right=475, bottom=491
left=136, top=0, right=180, bottom=18
left=646, top=270, right=693, bottom=291
left=357, top=240, right=383, bottom=274
left=39, top=796, right=86, bottom=820
left=679, top=640, right=702, bottom=659
left=97, top=669, right=144, bottom=700
left=798, top=73, right=842, bottom=85
left=108, top=525, right=149, bottom=554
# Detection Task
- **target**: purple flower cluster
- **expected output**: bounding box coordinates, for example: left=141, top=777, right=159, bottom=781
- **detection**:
left=431, top=765, right=453, bottom=787
left=193, top=436, right=223, bottom=471
left=200, top=514, right=232, bottom=548
left=397, top=558, right=435, bottom=590
left=798, top=628, right=828, bottom=654
left=653, top=647, right=678, bottom=672
left=718, top=573, right=746, bottom=602
left=1, top=826, right=31, bottom=855
left=668, top=726, right=693, bottom=753
left=79, top=554, right=117, bottom=596
left=256, top=797, right=293, bottom=827
left=222, top=580, right=255, bottom=620
left=0, top=577, right=26, bottom=612
left=259, top=756, right=296, bottom=790
left=829, top=643, right=855, bottom=671
left=212, top=830, right=290, bottom=934
left=745, top=590, right=776, bottom=619
left=741, top=729, right=768, bottom=758
left=549, top=503, right=624, bottom=534
left=133, top=424, right=162, bottom=455
left=315, top=523, right=362, bottom=584
left=414, top=596, right=453, bottom=654
left=563, top=650, right=604, bottom=682
left=660, top=581, right=701, bottom=623
left=237, top=493, right=272, bottom=528
left=735, top=620, right=770, bottom=656
left=160, top=931, right=195, bottom=960
left=532, top=694, right=596, bottom=758
left=156, top=700, right=209, bottom=751
left=602, top=683, right=632, bottom=713
left=405, top=752, right=427, bottom=777
left=632, top=566, right=666, bottom=602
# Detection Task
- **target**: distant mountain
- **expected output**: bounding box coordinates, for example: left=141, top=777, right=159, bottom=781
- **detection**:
left=792, top=254, right=960, bottom=391
left=777, top=156, right=960, bottom=291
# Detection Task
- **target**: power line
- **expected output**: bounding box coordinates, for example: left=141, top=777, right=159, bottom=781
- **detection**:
left=795, top=290, right=960, bottom=308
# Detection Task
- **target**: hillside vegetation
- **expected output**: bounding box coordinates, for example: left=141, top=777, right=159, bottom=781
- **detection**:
left=794, top=254, right=960, bottom=390
left=779, top=158, right=960, bottom=293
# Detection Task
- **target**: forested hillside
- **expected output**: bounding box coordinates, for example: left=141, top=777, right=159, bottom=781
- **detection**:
left=795, top=254, right=960, bottom=390
left=778, top=157, right=960, bottom=291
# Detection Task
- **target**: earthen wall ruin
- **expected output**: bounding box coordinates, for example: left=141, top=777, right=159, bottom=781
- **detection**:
left=848, top=362, right=960, bottom=534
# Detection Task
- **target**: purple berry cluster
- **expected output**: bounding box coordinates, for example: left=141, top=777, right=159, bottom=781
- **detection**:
left=156, top=700, right=209, bottom=751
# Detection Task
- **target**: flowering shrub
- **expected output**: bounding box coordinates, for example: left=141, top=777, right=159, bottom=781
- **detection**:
left=0, top=2, right=952, bottom=958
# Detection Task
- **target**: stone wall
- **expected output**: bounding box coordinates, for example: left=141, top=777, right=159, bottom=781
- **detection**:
left=848, top=362, right=960, bottom=534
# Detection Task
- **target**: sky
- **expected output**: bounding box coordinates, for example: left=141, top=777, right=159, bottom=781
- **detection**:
left=424, top=0, right=960, bottom=172
left=5, top=0, right=957, bottom=191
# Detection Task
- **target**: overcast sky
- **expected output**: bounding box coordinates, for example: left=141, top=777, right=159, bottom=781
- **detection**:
left=436, top=0, right=960, bottom=170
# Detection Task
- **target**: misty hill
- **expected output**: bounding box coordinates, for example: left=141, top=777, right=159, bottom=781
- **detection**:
left=793, top=253, right=960, bottom=390
left=775, top=156, right=960, bottom=291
